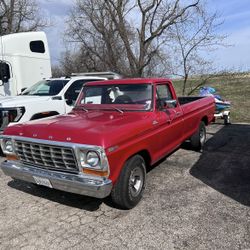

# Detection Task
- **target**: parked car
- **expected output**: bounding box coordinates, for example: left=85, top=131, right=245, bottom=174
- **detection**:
left=0, top=72, right=121, bottom=132
left=0, top=78, right=215, bottom=209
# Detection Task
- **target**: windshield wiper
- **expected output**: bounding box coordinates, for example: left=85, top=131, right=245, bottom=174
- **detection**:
left=75, top=106, right=123, bottom=113
left=114, top=107, right=124, bottom=114
left=75, top=106, right=88, bottom=112
left=81, top=107, right=88, bottom=112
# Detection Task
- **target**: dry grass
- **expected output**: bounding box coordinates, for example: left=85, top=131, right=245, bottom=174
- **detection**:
left=172, top=76, right=250, bottom=123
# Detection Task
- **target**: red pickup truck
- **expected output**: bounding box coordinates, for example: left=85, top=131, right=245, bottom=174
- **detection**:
left=0, top=78, right=214, bottom=209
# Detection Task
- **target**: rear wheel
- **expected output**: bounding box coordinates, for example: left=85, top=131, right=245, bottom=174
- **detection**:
left=190, top=121, right=206, bottom=151
left=111, top=155, right=146, bottom=209
left=223, top=115, right=230, bottom=125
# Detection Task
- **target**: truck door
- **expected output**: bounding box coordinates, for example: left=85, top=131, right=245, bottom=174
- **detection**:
left=0, top=61, right=11, bottom=95
left=153, top=83, right=184, bottom=158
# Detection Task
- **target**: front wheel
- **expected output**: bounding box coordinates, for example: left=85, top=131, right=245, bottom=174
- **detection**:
left=111, top=155, right=146, bottom=209
left=190, top=121, right=206, bottom=151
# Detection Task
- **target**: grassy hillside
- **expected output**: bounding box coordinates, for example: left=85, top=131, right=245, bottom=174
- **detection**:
left=172, top=76, right=250, bottom=123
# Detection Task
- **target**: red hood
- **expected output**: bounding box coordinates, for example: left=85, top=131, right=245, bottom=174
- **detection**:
left=4, top=110, right=154, bottom=149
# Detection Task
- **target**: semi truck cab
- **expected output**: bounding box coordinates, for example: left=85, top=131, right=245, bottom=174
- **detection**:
left=0, top=31, right=51, bottom=96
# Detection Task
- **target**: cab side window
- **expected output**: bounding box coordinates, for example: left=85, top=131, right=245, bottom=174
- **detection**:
left=156, top=84, right=173, bottom=102
left=156, top=84, right=176, bottom=109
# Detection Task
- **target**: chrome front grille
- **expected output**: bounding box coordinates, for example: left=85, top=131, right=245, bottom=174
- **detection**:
left=14, top=140, right=79, bottom=173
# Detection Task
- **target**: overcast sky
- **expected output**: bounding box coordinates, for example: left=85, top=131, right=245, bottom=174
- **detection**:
left=40, top=0, right=250, bottom=71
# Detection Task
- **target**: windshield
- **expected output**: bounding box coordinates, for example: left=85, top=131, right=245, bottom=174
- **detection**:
left=21, top=79, right=69, bottom=96
left=77, top=84, right=153, bottom=111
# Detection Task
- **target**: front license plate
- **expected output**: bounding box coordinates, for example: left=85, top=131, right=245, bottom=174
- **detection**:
left=33, top=176, right=52, bottom=188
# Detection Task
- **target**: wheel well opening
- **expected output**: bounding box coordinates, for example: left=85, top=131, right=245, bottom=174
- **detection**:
left=137, top=150, right=151, bottom=171
left=202, top=116, right=208, bottom=125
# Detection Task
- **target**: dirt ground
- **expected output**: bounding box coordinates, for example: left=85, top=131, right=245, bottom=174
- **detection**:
left=0, top=123, right=250, bottom=249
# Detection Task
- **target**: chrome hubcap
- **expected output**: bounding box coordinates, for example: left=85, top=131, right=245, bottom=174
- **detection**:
left=200, top=127, right=205, bottom=144
left=129, top=166, right=144, bottom=197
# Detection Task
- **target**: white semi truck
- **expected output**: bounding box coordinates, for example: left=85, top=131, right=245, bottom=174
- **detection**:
left=0, top=31, right=51, bottom=96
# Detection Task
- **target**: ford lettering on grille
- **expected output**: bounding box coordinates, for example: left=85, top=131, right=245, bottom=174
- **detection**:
left=14, top=140, right=78, bottom=173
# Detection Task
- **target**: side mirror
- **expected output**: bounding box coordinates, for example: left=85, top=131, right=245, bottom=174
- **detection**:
left=157, top=99, right=177, bottom=110
left=66, top=99, right=73, bottom=105
left=21, top=87, right=27, bottom=92
left=164, top=100, right=177, bottom=108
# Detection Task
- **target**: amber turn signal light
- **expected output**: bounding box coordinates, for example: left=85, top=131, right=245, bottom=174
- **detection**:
left=6, top=154, right=19, bottom=161
left=82, top=168, right=109, bottom=177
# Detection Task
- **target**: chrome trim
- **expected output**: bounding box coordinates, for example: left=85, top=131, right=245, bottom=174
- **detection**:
left=0, top=135, right=110, bottom=175
left=1, top=160, right=112, bottom=199
left=0, top=107, right=25, bottom=131
left=0, top=110, right=9, bottom=131
left=14, top=140, right=78, bottom=173
left=0, top=135, right=102, bottom=149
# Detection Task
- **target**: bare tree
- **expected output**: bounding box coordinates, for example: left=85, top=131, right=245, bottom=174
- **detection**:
left=65, top=0, right=201, bottom=77
left=0, top=0, right=49, bottom=35
left=169, top=5, right=226, bottom=95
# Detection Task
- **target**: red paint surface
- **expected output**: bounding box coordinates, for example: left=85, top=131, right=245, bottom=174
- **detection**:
left=4, top=78, right=215, bottom=184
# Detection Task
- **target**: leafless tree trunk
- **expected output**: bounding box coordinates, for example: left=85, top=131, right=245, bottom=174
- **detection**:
left=0, top=0, right=49, bottom=35
left=169, top=5, right=226, bottom=95
left=65, top=0, right=200, bottom=77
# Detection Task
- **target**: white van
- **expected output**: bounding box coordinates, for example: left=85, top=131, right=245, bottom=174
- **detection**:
left=0, top=31, right=51, bottom=96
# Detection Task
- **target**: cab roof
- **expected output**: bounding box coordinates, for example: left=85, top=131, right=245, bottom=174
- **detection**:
left=85, top=78, right=172, bottom=86
left=46, top=76, right=107, bottom=81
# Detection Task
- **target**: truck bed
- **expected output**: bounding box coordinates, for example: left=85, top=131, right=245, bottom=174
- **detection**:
left=178, top=96, right=205, bottom=105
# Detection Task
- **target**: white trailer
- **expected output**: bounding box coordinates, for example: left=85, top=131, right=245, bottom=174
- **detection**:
left=0, top=31, right=51, bottom=96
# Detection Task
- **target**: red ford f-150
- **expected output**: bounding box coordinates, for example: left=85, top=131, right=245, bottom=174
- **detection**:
left=0, top=78, right=214, bottom=209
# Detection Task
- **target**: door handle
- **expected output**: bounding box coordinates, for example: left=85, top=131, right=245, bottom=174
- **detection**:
left=152, top=120, right=159, bottom=125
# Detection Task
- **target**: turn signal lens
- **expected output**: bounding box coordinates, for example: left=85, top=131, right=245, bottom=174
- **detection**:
left=82, top=168, right=109, bottom=177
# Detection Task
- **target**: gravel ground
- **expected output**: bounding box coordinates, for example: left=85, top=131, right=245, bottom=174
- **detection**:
left=0, top=123, right=249, bottom=250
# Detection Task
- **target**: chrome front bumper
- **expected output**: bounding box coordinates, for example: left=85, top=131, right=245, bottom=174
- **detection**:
left=1, top=160, right=112, bottom=199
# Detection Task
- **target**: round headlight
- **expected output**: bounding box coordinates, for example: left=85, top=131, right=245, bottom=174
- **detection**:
left=86, top=151, right=100, bottom=167
left=5, top=140, right=14, bottom=153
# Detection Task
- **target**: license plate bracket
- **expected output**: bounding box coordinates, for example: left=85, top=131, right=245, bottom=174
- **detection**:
left=33, top=176, right=52, bottom=188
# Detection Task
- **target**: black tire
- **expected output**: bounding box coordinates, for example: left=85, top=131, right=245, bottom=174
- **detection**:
left=111, top=155, right=146, bottom=209
left=223, top=115, right=230, bottom=125
left=190, top=121, right=206, bottom=151
left=0, top=147, right=5, bottom=157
